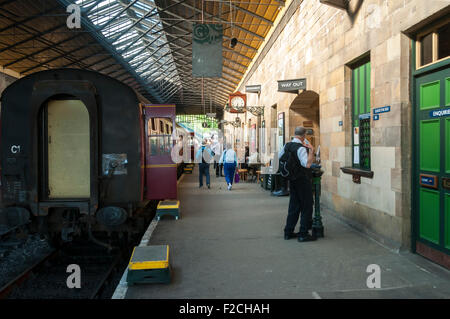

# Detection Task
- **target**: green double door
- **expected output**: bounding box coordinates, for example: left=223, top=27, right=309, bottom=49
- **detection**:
left=415, top=66, right=450, bottom=255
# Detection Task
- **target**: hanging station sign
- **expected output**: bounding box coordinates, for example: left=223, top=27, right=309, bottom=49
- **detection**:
left=192, top=24, right=223, bottom=77
left=245, top=84, right=261, bottom=94
left=277, top=78, right=306, bottom=93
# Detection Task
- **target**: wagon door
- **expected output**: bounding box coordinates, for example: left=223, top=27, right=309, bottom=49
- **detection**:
left=143, top=104, right=177, bottom=200
left=47, top=99, right=90, bottom=199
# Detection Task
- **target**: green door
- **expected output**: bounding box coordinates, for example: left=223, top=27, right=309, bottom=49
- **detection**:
left=414, top=67, right=450, bottom=255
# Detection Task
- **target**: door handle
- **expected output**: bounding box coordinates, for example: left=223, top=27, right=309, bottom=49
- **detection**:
left=443, top=177, right=450, bottom=190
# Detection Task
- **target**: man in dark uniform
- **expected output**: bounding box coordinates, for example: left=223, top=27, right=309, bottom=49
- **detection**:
left=279, top=126, right=316, bottom=242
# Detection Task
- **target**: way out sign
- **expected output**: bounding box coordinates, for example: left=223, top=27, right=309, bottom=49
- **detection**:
left=277, top=78, right=306, bottom=93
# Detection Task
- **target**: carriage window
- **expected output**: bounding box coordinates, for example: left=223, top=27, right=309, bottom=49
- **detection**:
left=149, top=135, right=172, bottom=156
left=151, top=118, right=156, bottom=131
left=149, top=117, right=173, bottom=156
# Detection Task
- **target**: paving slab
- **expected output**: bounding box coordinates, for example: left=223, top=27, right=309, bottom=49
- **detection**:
left=125, top=167, right=450, bottom=299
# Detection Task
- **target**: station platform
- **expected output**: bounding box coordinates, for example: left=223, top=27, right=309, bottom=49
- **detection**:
left=116, top=167, right=450, bottom=299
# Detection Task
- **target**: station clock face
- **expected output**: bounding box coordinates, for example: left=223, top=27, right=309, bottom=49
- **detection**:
left=228, top=92, right=246, bottom=113
left=230, top=96, right=245, bottom=108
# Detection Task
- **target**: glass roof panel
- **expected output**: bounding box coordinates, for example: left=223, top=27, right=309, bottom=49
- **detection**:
left=75, top=0, right=181, bottom=99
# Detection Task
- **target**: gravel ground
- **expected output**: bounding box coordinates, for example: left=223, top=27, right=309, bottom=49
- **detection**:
left=0, top=234, right=53, bottom=289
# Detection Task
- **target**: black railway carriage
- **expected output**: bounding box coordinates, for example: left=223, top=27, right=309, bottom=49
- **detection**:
left=0, top=69, right=179, bottom=242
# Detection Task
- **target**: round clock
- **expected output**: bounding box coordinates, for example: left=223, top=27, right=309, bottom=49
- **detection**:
left=230, top=95, right=245, bottom=108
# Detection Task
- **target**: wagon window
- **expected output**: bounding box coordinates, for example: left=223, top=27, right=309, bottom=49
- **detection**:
left=151, top=118, right=156, bottom=131
left=148, top=117, right=173, bottom=156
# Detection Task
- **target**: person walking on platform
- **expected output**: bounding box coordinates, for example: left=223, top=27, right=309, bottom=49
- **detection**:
left=279, top=126, right=316, bottom=242
left=211, top=135, right=223, bottom=177
left=196, top=139, right=214, bottom=189
left=220, top=143, right=237, bottom=190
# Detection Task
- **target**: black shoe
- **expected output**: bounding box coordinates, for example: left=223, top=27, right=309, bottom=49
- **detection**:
left=284, top=232, right=298, bottom=240
left=207, top=184, right=210, bottom=189
left=297, top=234, right=317, bottom=242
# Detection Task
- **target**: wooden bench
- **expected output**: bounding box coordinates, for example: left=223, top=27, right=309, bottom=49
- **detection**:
left=238, top=169, right=248, bottom=181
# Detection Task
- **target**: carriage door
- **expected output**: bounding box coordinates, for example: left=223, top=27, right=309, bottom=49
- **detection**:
left=47, top=99, right=90, bottom=199
left=414, top=67, right=450, bottom=262
left=143, top=104, right=177, bottom=200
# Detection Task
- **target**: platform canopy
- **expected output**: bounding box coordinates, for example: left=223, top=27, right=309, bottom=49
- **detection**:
left=0, top=0, right=285, bottom=116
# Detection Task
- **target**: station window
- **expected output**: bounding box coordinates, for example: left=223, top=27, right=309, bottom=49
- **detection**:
left=351, top=58, right=371, bottom=170
left=416, top=19, right=450, bottom=69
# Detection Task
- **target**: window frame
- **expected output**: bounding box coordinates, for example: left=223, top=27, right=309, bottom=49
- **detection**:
left=351, top=57, right=371, bottom=171
left=416, top=18, right=450, bottom=70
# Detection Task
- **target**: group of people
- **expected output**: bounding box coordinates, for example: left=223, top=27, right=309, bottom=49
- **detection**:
left=194, top=126, right=316, bottom=242
left=195, top=138, right=238, bottom=191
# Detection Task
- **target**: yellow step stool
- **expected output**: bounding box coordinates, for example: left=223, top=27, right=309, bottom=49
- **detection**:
left=156, top=200, right=180, bottom=220
left=126, top=245, right=171, bottom=284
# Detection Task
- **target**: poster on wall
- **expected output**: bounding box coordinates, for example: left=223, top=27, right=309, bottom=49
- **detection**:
left=250, top=124, right=256, bottom=153
left=278, top=112, right=285, bottom=152
left=353, top=127, right=359, bottom=145
left=353, top=146, right=360, bottom=165
left=261, top=120, right=265, bottom=154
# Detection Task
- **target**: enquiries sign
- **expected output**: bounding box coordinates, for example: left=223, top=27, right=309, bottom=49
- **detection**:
left=429, top=108, right=450, bottom=118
